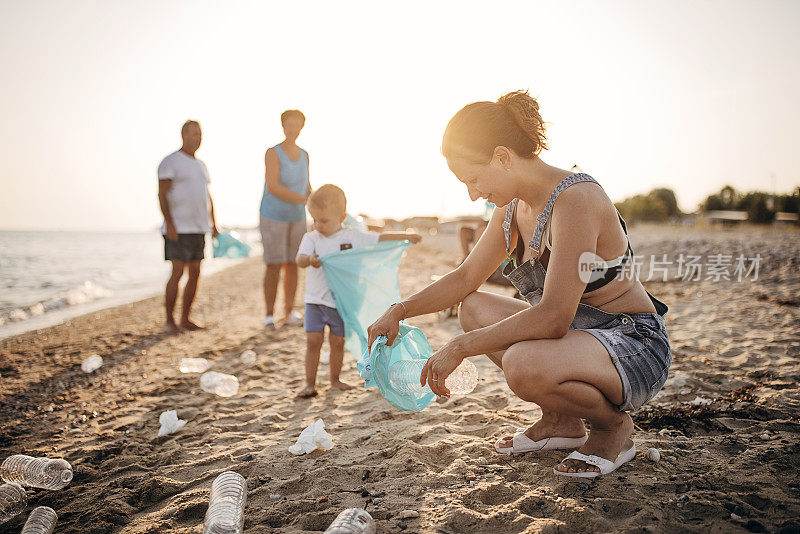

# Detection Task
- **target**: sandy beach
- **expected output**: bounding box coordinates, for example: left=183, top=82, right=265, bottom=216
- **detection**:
left=1, top=225, right=799, bottom=534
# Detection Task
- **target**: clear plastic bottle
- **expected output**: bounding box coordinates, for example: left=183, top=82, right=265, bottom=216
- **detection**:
left=0, top=482, right=27, bottom=525
left=203, top=471, right=246, bottom=534
left=239, top=350, right=256, bottom=364
left=1, top=455, right=73, bottom=490
left=388, top=359, right=478, bottom=395
left=200, top=372, right=239, bottom=397
left=180, top=357, right=211, bottom=373
left=323, top=508, right=376, bottom=534
left=21, top=506, right=58, bottom=534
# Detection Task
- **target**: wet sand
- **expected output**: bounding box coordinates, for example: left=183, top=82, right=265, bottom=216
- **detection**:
left=1, top=225, right=799, bottom=533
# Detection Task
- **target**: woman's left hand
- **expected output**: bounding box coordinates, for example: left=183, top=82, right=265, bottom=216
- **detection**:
left=420, top=336, right=467, bottom=397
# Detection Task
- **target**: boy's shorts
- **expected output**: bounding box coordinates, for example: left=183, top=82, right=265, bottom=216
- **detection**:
left=304, top=303, right=345, bottom=337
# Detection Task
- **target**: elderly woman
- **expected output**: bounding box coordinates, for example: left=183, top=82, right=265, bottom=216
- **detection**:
left=367, top=91, right=671, bottom=478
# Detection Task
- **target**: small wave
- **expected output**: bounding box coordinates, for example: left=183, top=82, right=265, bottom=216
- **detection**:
left=1, top=281, right=114, bottom=323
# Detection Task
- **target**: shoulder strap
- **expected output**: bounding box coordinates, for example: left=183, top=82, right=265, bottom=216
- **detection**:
left=530, top=173, right=599, bottom=253
left=502, top=199, right=518, bottom=254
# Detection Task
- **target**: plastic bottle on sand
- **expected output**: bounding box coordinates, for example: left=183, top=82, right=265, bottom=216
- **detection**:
left=180, top=358, right=211, bottom=373
left=203, top=471, right=246, bottom=534
left=323, top=508, right=376, bottom=534
left=0, top=482, right=27, bottom=525
left=200, top=372, right=239, bottom=397
left=1, top=455, right=73, bottom=490
left=240, top=350, right=256, bottom=364
left=21, top=506, right=58, bottom=534
left=388, top=359, right=478, bottom=395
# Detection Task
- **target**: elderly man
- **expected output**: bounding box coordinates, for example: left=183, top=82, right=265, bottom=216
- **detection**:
left=157, top=120, right=218, bottom=332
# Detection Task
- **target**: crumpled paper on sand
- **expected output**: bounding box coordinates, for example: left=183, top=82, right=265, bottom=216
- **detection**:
left=158, top=410, right=187, bottom=437
left=288, top=419, right=334, bottom=455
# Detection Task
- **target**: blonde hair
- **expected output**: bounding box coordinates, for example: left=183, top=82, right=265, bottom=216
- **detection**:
left=308, top=184, right=347, bottom=214
left=441, top=90, right=548, bottom=163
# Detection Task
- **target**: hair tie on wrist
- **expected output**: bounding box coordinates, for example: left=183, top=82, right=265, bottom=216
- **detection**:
left=394, top=301, right=407, bottom=320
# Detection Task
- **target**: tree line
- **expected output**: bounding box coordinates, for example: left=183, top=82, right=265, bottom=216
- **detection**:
left=614, top=185, right=799, bottom=224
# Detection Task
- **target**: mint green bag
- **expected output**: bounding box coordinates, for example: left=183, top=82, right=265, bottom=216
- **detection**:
left=320, top=241, right=435, bottom=411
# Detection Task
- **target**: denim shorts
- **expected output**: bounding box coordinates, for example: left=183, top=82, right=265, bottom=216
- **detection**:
left=580, top=311, right=671, bottom=412
left=304, top=303, right=345, bottom=337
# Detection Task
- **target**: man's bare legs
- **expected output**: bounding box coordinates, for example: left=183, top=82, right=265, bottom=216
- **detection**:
left=165, top=260, right=185, bottom=332
left=180, top=260, right=203, bottom=330
left=298, top=331, right=323, bottom=397
left=328, top=331, right=352, bottom=391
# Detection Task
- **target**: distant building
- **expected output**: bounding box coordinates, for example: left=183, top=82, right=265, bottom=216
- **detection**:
left=704, top=210, right=748, bottom=225
left=775, top=212, right=799, bottom=224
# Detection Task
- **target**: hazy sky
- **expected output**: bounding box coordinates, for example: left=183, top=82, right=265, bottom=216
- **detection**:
left=1, top=0, right=798, bottom=231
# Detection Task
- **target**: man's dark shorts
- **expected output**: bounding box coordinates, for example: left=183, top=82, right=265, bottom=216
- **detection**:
left=164, top=233, right=205, bottom=262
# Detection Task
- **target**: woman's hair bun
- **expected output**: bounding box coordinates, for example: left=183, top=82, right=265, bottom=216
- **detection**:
left=497, top=90, right=548, bottom=153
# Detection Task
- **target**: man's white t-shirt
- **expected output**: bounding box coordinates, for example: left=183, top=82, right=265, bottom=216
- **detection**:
left=157, top=150, right=211, bottom=234
left=297, top=228, right=380, bottom=308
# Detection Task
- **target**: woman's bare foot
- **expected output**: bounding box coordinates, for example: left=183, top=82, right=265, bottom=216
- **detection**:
left=496, top=412, right=587, bottom=451
left=296, top=384, right=318, bottom=398
left=555, top=411, right=634, bottom=474
left=166, top=320, right=181, bottom=333
left=330, top=380, right=353, bottom=391
left=179, top=320, right=204, bottom=331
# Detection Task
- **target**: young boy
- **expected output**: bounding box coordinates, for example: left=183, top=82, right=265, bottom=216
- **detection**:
left=295, top=184, right=421, bottom=398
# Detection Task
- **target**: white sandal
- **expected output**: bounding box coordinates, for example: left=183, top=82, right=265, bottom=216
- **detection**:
left=553, top=444, right=637, bottom=478
left=495, top=428, right=588, bottom=454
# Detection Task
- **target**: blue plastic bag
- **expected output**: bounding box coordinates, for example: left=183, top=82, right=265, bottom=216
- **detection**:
left=343, top=213, right=368, bottom=230
left=320, top=240, right=437, bottom=411
left=319, top=241, right=411, bottom=359
left=212, top=231, right=252, bottom=258
left=357, top=324, right=436, bottom=412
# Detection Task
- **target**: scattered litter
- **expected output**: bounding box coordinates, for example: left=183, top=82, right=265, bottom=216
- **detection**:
left=204, top=471, right=246, bottom=534
left=731, top=513, right=742, bottom=520
left=647, top=448, right=661, bottom=463
left=240, top=350, right=257, bottom=364
left=324, top=508, right=375, bottom=534
left=679, top=388, right=692, bottom=395
left=269, top=494, right=281, bottom=500
left=688, top=396, right=712, bottom=406
left=81, top=355, right=103, bottom=373
left=759, top=433, right=771, bottom=441
left=157, top=410, right=187, bottom=437
left=399, top=510, right=419, bottom=519
left=317, top=495, right=329, bottom=504
left=1, top=455, right=73, bottom=490
left=200, top=371, right=239, bottom=397
left=0, top=482, right=27, bottom=523
left=21, top=505, right=58, bottom=533
left=288, top=419, right=334, bottom=455
left=179, top=358, right=210, bottom=373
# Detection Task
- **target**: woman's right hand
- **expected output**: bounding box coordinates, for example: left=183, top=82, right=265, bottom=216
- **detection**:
left=367, top=304, right=405, bottom=354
